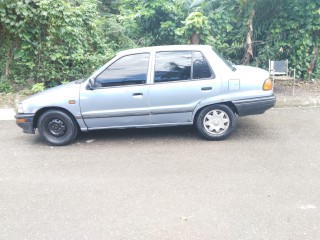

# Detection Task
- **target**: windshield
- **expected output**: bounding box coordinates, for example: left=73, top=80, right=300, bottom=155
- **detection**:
left=77, top=55, right=115, bottom=83
left=76, top=66, right=105, bottom=84
left=212, top=48, right=235, bottom=71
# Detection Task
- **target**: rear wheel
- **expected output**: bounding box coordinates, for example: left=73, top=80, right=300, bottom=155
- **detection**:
left=195, top=104, right=237, bottom=140
left=37, top=110, right=78, bottom=146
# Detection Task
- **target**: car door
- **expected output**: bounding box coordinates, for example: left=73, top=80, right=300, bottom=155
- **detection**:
left=148, top=50, right=221, bottom=124
left=80, top=53, right=151, bottom=129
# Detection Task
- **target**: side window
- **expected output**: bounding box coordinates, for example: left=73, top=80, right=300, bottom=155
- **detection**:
left=154, top=51, right=192, bottom=83
left=95, top=53, right=150, bottom=87
left=193, top=51, right=213, bottom=79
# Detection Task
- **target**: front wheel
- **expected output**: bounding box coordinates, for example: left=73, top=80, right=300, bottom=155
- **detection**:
left=38, top=110, right=78, bottom=146
left=195, top=104, right=238, bottom=140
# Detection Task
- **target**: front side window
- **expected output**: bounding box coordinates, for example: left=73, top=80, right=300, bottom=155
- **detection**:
left=95, top=53, right=150, bottom=87
left=154, top=51, right=192, bottom=83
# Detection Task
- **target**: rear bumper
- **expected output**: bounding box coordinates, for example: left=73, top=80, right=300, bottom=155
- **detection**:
left=15, top=113, right=35, bottom=134
left=233, top=95, right=276, bottom=117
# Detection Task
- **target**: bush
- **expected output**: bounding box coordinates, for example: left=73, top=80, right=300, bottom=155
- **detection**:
left=31, top=83, right=45, bottom=93
left=0, top=77, right=13, bottom=93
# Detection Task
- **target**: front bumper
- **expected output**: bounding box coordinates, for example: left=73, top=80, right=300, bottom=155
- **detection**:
left=15, top=113, right=35, bottom=134
left=233, top=95, right=276, bottom=117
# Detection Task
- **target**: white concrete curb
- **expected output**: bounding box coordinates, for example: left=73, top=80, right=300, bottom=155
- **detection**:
left=0, top=108, right=15, bottom=120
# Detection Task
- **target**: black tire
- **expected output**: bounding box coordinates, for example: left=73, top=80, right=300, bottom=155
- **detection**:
left=37, top=110, right=78, bottom=146
left=195, top=104, right=238, bottom=140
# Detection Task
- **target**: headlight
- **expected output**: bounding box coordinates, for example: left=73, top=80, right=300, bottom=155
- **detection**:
left=17, top=103, right=24, bottom=113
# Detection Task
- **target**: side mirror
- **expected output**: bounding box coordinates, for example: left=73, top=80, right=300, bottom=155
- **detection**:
left=86, top=78, right=95, bottom=90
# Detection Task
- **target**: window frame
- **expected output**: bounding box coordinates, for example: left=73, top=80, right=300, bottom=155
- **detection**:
left=94, top=52, right=151, bottom=89
left=152, top=50, right=215, bottom=85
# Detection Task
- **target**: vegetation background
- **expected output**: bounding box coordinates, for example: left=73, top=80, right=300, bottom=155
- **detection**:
left=0, top=0, right=319, bottom=93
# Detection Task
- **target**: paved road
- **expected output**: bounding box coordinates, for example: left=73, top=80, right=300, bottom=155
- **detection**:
left=1, top=107, right=320, bottom=240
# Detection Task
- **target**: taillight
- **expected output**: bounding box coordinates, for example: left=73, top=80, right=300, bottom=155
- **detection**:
left=263, top=78, right=273, bottom=91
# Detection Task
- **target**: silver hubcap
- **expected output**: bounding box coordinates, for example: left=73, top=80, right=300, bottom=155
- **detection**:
left=203, top=109, right=230, bottom=135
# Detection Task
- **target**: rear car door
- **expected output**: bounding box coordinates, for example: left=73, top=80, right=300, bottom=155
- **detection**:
left=148, top=50, right=221, bottom=124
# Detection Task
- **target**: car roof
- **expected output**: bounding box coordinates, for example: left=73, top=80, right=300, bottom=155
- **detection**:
left=117, top=45, right=212, bottom=56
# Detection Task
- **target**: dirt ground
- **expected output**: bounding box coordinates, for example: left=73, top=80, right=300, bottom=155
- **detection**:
left=0, top=92, right=19, bottom=109
left=0, top=80, right=320, bottom=109
left=274, top=80, right=320, bottom=97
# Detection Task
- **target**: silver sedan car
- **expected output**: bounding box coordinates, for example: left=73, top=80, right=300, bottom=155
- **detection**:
left=16, top=45, right=276, bottom=145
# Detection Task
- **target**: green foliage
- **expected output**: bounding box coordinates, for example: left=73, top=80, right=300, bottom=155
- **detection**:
left=0, top=0, right=319, bottom=93
left=176, top=11, right=211, bottom=44
left=0, top=0, right=134, bottom=89
left=252, top=0, right=320, bottom=78
left=204, top=1, right=243, bottom=62
left=31, top=82, right=45, bottom=93
left=0, top=77, right=13, bottom=93
left=120, top=0, right=184, bottom=45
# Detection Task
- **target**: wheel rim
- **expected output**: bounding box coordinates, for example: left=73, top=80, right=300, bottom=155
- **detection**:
left=203, top=109, right=230, bottom=135
left=46, top=118, right=66, bottom=137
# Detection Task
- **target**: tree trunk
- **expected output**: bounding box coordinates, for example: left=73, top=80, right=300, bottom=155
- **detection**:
left=1, top=24, right=12, bottom=80
left=242, top=9, right=255, bottom=64
left=307, top=46, right=319, bottom=78
left=190, top=33, right=200, bottom=44
left=5, top=48, right=11, bottom=79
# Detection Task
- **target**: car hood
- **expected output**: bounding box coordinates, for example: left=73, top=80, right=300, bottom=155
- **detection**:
left=21, top=81, right=82, bottom=114
left=26, top=80, right=80, bottom=99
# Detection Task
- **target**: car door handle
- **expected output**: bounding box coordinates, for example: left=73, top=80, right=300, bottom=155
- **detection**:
left=201, top=87, right=212, bottom=91
left=132, top=93, right=143, bottom=98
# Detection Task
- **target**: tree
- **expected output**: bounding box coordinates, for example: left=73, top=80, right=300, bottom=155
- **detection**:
left=1, top=0, right=319, bottom=92
left=120, top=0, right=183, bottom=46
left=0, top=0, right=134, bottom=88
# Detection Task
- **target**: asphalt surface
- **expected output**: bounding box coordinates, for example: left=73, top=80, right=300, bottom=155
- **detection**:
left=1, top=107, right=320, bottom=240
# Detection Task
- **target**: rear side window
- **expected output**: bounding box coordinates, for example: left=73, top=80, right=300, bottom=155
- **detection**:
left=154, top=51, right=192, bottom=83
left=154, top=51, right=213, bottom=83
left=95, top=53, right=150, bottom=87
left=193, top=51, right=213, bottom=79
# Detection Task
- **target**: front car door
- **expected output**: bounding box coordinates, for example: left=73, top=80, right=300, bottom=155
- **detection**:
left=148, top=50, right=221, bottom=125
left=80, top=53, right=151, bottom=129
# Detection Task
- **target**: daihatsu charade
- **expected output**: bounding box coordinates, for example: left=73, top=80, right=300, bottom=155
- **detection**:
left=16, top=45, right=276, bottom=145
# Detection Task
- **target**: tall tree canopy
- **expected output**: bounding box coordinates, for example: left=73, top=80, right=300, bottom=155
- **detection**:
left=0, top=0, right=319, bottom=92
